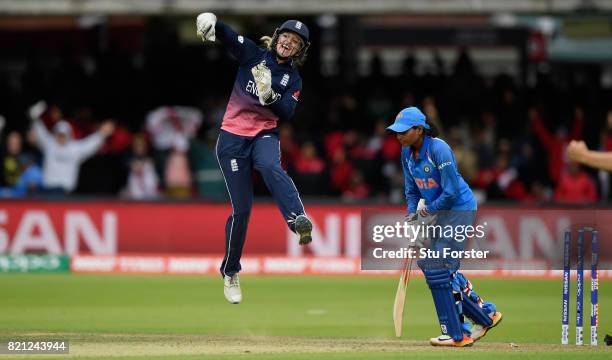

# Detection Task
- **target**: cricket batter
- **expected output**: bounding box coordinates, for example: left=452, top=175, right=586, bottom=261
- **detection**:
left=196, top=13, right=313, bottom=304
left=387, top=107, right=502, bottom=346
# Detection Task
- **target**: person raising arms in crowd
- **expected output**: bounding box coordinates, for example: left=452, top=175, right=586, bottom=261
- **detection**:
left=28, top=101, right=115, bottom=195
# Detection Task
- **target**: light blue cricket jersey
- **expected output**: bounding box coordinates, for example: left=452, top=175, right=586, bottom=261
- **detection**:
left=401, top=135, right=477, bottom=214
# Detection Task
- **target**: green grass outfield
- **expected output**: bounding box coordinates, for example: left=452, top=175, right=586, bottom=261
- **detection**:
left=0, top=274, right=609, bottom=359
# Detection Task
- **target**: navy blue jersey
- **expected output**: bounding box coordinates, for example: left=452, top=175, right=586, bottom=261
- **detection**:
left=401, top=136, right=476, bottom=214
left=215, top=22, right=302, bottom=137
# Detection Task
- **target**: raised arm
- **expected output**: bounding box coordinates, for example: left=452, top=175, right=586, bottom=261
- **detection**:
left=28, top=101, right=53, bottom=151
left=529, top=110, right=556, bottom=150
left=196, top=13, right=259, bottom=65
left=74, top=121, right=115, bottom=162
left=567, top=140, right=612, bottom=172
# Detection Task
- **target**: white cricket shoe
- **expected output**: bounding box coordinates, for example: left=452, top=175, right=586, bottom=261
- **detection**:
left=223, top=274, right=242, bottom=304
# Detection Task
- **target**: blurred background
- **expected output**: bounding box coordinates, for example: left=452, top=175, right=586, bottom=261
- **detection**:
left=1, top=0, right=611, bottom=205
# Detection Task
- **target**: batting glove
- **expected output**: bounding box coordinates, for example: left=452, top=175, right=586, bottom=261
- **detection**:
left=417, top=206, right=430, bottom=218
left=405, top=212, right=437, bottom=248
left=416, top=213, right=437, bottom=248
left=251, top=63, right=278, bottom=105
left=404, top=213, right=421, bottom=247
left=404, top=213, right=418, bottom=224
left=196, top=12, right=217, bottom=42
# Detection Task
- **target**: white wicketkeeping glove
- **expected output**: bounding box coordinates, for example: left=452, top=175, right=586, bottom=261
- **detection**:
left=251, top=63, right=278, bottom=105
left=196, top=12, right=217, bottom=42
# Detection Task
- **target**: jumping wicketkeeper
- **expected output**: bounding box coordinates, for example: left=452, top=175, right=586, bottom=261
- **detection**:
left=196, top=13, right=313, bottom=304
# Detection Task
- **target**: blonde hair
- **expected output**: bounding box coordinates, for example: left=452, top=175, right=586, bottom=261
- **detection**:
left=260, top=36, right=273, bottom=50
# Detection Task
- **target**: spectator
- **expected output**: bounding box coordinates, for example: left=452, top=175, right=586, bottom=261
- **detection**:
left=0, top=154, right=43, bottom=198
left=474, top=111, right=497, bottom=169
left=28, top=101, right=115, bottom=194
left=293, top=142, right=326, bottom=196
left=554, top=164, right=598, bottom=204
left=324, top=130, right=345, bottom=161
left=380, top=132, right=402, bottom=161
left=530, top=106, right=584, bottom=184
left=447, top=126, right=478, bottom=183
left=164, top=137, right=192, bottom=198
left=330, top=148, right=353, bottom=195
left=342, top=169, right=370, bottom=201
left=422, top=96, right=444, bottom=138
left=366, top=120, right=388, bottom=155
left=146, top=106, right=203, bottom=187
left=123, top=133, right=159, bottom=200
left=146, top=106, right=203, bottom=151
left=0, top=131, right=25, bottom=187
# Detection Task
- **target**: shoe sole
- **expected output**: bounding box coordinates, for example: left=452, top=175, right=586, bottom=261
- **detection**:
left=472, top=312, right=503, bottom=342
left=430, top=339, right=474, bottom=347
left=295, top=215, right=312, bottom=245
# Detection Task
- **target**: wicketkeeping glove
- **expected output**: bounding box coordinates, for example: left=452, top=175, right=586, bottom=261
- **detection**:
left=251, top=63, right=278, bottom=106
left=196, top=12, right=217, bottom=42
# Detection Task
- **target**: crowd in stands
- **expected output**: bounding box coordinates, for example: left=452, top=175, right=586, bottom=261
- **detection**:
left=0, top=26, right=610, bottom=205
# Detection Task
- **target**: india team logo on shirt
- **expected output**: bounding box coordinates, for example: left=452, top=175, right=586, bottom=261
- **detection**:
left=415, top=177, right=439, bottom=189
left=424, top=165, right=431, bottom=173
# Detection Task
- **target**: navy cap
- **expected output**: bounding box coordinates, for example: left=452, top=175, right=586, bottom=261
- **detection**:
left=278, top=20, right=309, bottom=44
left=386, top=107, right=429, bottom=133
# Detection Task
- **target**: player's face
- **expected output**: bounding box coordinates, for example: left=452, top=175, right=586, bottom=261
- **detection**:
left=276, top=32, right=302, bottom=58
left=396, top=127, right=422, bottom=147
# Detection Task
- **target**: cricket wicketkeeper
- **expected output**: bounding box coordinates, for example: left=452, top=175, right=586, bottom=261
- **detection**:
left=387, top=107, right=503, bottom=347
left=196, top=13, right=313, bottom=304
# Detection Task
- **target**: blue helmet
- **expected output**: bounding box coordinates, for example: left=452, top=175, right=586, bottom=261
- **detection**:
left=272, top=20, right=311, bottom=64
left=278, top=20, right=309, bottom=44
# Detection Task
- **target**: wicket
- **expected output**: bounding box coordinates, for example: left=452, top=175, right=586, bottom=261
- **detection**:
left=561, top=227, right=598, bottom=346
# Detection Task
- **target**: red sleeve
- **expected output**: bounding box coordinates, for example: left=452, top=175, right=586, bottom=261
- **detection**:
left=531, top=115, right=556, bottom=150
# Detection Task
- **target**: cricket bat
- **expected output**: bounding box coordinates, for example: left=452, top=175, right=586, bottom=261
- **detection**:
left=393, top=256, right=413, bottom=338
